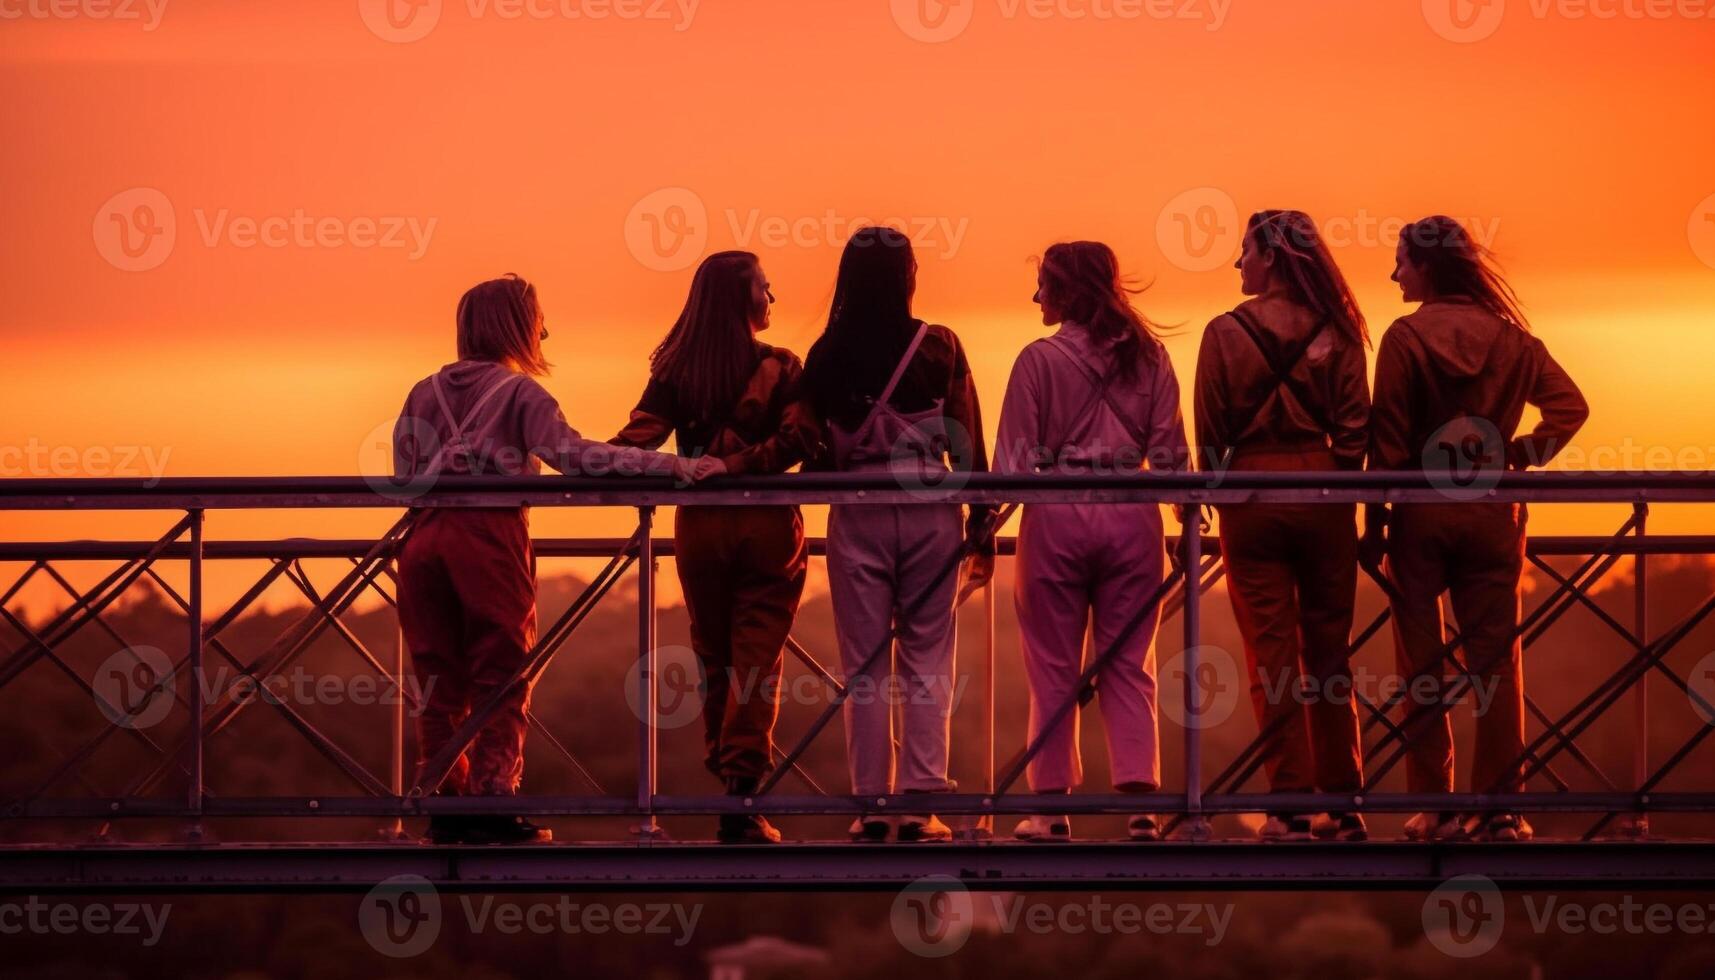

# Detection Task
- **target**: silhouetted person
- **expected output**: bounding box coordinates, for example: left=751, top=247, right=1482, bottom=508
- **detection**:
left=611, top=251, right=819, bottom=844
left=801, top=226, right=993, bottom=843
left=1367, top=216, right=1588, bottom=843
left=392, top=274, right=696, bottom=844
left=995, top=242, right=1189, bottom=843
left=1194, top=211, right=1371, bottom=842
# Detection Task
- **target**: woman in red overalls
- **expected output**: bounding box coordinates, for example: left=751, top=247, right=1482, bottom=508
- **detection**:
left=392, top=275, right=699, bottom=844
left=612, top=251, right=820, bottom=844
left=1194, top=210, right=1371, bottom=842
left=1367, top=216, right=1588, bottom=842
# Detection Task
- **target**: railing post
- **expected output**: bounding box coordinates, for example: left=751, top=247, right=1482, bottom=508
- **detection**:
left=981, top=577, right=997, bottom=840
left=1630, top=502, right=1650, bottom=838
left=1181, top=513, right=1210, bottom=840
left=636, top=506, right=662, bottom=841
left=186, top=508, right=205, bottom=840
left=389, top=616, right=407, bottom=841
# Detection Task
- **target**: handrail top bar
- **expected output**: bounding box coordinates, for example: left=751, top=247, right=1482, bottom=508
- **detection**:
left=1, top=471, right=1713, bottom=510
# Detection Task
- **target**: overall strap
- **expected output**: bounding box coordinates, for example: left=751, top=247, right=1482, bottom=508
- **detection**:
left=1228, top=306, right=1334, bottom=434
left=425, top=370, right=523, bottom=476
left=852, top=322, right=931, bottom=437
left=1041, top=335, right=1154, bottom=454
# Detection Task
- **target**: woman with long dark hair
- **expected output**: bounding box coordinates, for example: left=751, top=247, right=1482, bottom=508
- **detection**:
left=996, top=242, right=1189, bottom=842
left=393, top=274, right=698, bottom=845
left=611, top=250, right=820, bottom=844
left=801, top=225, right=994, bottom=844
left=1368, top=216, right=1587, bottom=843
left=1194, top=210, right=1372, bottom=842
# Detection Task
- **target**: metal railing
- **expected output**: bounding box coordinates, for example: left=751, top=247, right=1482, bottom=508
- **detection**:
left=2, top=472, right=1714, bottom=844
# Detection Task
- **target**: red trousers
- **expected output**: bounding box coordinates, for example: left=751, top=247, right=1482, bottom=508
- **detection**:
left=675, top=505, right=807, bottom=781
left=1385, top=502, right=1528, bottom=795
left=397, top=509, right=537, bottom=796
left=1217, top=449, right=1364, bottom=794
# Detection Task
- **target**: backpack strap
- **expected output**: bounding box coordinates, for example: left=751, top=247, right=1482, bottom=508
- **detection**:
left=1040, top=335, right=1154, bottom=455
left=425, top=370, right=523, bottom=476
left=1227, top=306, right=1335, bottom=436
left=850, top=322, right=931, bottom=439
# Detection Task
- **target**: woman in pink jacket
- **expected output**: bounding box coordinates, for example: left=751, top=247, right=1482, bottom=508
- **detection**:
left=996, top=242, right=1190, bottom=842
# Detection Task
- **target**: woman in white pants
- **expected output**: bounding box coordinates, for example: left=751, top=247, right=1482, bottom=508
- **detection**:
left=801, top=226, right=994, bottom=843
left=996, top=242, right=1190, bottom=842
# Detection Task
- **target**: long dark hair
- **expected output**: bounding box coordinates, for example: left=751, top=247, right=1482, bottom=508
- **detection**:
left=1400, top=215, right=1530, bottom=331
left=1037, top=241, right=1165, bottom=383
left=802, top=226, right=918, bottom=420
left=650, top=251, right=762, bottom=422
left=1247, top=210, right=1369, bottom=347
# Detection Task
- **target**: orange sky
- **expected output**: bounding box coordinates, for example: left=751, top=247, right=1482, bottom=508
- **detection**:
left=3, top=0, right=1714, bottom=608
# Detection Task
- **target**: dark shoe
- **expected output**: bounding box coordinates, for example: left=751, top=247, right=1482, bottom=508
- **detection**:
left=718, top=776, right=782, bottom=845
left=897, top=815, right=953, bottom=843
left=1326, top=812, right=1368, bottom=842
left=461, top=815, right=553, bottom=845
left=849, top=816, right=892, bottom=842
left=1258, top=813, right=1314, bottom=842
left=426, top=815, right=469, bottom=845
left=1478, top=812, right=1534, bottom=842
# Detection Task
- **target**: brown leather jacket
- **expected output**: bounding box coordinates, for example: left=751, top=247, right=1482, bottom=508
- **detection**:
left=1368, top=299, right=1588, bottom=473
left=1194, top=294, right=1372, bottom=471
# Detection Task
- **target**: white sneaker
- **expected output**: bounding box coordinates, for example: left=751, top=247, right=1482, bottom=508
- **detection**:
left=849, top=816, right=892, bottom=842
left=1127, top=815, right=1162, bottom=842
left=1404, top=811, right=1469, bottom=842
left=1258, top=813, right=1314, bottom=841
left=1013, top=815, right=1071, bottom=842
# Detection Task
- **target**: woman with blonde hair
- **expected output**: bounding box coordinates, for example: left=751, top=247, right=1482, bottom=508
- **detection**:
left=393, top=274, right=703, bottom=845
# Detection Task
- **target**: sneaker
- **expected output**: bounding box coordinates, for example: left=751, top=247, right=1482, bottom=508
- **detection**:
left=1326, top=812, right=1368, bottom=842
left=850, top=816, right=892, bottom=842
left=897, top=815, right=953, bottom=843
left=424, top=815, right=469, bottom=845
left=461, top=815, right=552, bottom=845
left=1404, top=811, right=1468, bottom=842
left=717, top=814, right=783, bottom=845
left=1013, top=815, right=1071, bottom=842
left=1477, top=812, right=1534, bottom=842
left=1127, top=815, right=1162, bottom=842
left=1258, top=813, right=1314, bottom=842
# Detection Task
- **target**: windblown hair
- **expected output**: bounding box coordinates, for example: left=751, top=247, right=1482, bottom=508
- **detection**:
left=1246, top=210, right=1370, bottom=347
left=1400, top=215, right=1530, bottom=331
left=456, top=274, right=550, bottom=376
left=650, top=251, right=764, bottom=423
left=1037, top=241, right=1166, bottom=383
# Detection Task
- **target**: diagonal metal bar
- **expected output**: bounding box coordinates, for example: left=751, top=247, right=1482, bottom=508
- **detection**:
left=0, top=561, right=44, bottom=618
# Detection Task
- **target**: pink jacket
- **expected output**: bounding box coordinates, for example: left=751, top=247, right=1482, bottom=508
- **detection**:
left=995, top=323, right=1190, bottom=476
left=393, top=360, right=678, bottom=480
